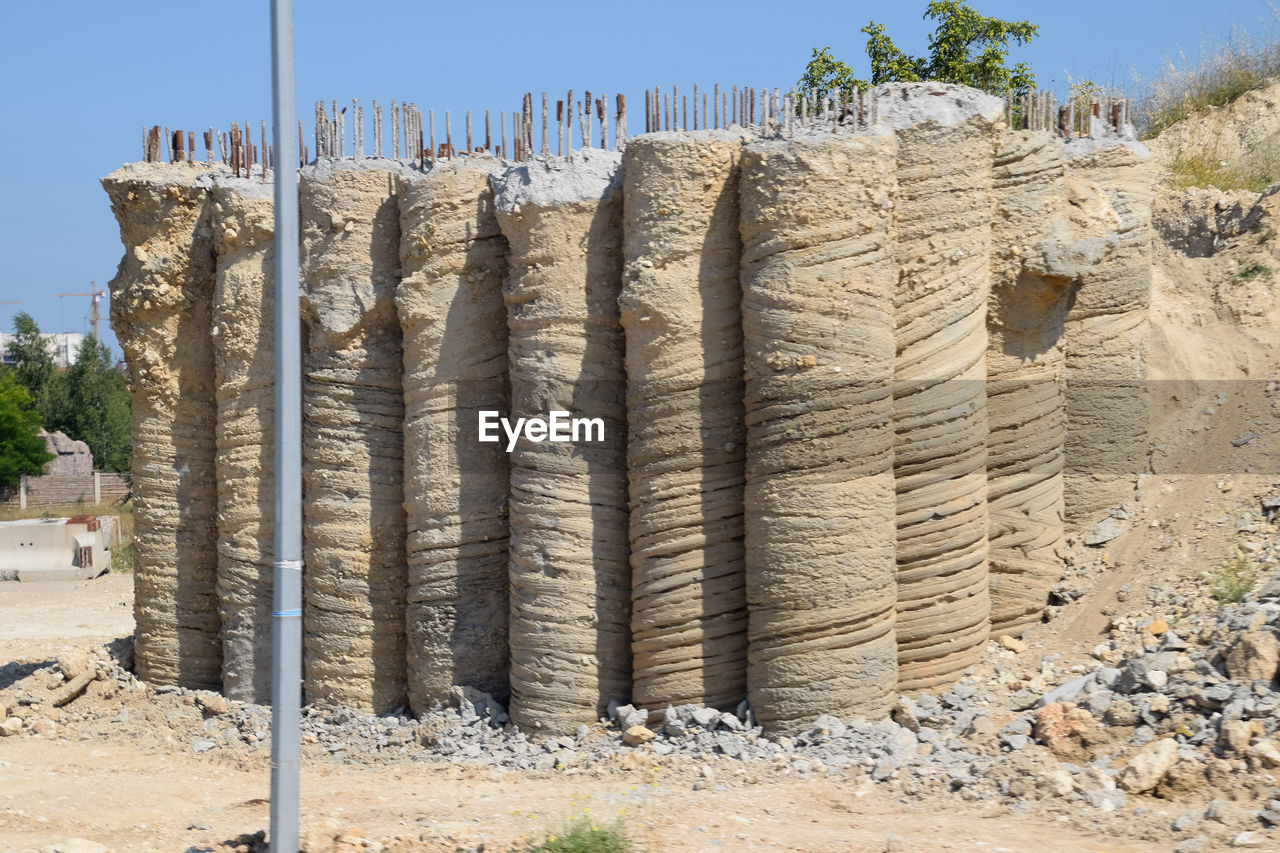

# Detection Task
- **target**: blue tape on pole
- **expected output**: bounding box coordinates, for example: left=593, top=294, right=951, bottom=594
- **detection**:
left=273, top=609, right=302, bottom=617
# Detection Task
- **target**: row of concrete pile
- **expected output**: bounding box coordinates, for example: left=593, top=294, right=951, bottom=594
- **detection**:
left=102, top=83, right=1152, bottom=736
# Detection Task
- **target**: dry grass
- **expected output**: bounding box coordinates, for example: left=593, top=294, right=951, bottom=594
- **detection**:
left=1136, top=11, right=1280, bottom=140
left=1166, top=143, right=1280, bottom=192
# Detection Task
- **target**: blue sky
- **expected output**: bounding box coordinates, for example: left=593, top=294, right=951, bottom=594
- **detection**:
left=2, top=0, right=1277, bottom=358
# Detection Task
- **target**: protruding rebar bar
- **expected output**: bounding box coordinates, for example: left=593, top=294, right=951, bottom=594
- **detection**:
left=392, top=100, right=400, bottom=158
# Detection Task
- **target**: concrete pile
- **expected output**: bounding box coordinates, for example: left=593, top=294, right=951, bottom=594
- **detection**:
left=103, top=83, right=1153, bottom=736
left=621, top=132, right=748, bottom=713
left=493, top=149, right=632, bottom=734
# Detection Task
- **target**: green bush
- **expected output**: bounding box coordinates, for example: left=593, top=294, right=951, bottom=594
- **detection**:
left=1209, top=554, right=1257, bottom=604
left=799, top=1, right=1038, bottom=105
left=110, top=541, right=135, bottom=574
left=525, top=819, right=635, bottom=853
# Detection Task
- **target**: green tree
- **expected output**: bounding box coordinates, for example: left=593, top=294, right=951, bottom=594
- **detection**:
left=58, top=335, right=131, bottom=473
left=0, top=373, right=54, bottom=489
left=800, top=1, right=1039, bottom=102
left=5, top=312, right=66, bottom=425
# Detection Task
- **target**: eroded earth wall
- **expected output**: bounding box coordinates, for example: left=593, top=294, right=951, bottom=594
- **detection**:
left=1063, top=141, right=1154, bottom=523
left=106, top=84, right=1154, bottom=733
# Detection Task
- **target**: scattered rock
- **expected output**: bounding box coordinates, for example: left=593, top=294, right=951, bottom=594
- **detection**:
left=196, top=693, right=228, bottom=716
left=56, top=650, right=92, bottom=680
left=998, top=635, right=1028, bottom=653
left=1085, top=516, right=1128, bottom=546
left=1232, top=831, right=1266, bottom=848
left=1118, top=738, right=1179, bottom=793
left=1247, top=739, right=1280, bottom=768
left=1034, top=703, right=1106, bottom=761
left=0, top=717, right=22, bottom=737
left=1225, top=630, right=1280, bottom=683
left=623, top=726, right=655, bottom=746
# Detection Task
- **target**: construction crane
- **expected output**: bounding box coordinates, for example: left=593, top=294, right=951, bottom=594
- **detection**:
left=53, top=284, right=108, bottom=341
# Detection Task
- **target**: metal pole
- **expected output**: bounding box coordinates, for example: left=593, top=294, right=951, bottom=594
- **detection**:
left=269, top=1, right=302, bottom=851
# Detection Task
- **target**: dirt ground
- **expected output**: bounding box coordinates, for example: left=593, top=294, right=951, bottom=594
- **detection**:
left=0, top=576, right=1170, bottom=853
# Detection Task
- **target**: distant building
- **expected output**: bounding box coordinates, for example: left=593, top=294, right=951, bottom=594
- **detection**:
left=0, top=331, right=85, bottom=368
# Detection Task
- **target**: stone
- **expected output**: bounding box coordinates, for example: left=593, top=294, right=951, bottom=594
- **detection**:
left=719, top=712, right=745, bottom=732
left=192, top=739, right=216, bottom=754
left=1248, top=739, right=1280, bottom=768
left=965, top=715, right=998, bottom=739
left=1105, top=700, right=1139, bottom=727
left=196, top=693, right=228, bottom=716
left=1085, top=516, right=1127, bottom=546
left=57, top=650, right=93, bottom=680
left=621, top=707, right=649, bottom=729
left=1118, top=738, right=1179, bottom=793
left=1115, top=653, right=1176, bottom=694
left=1173, top=837, right=1209, bottom=853
left=1225, top=630, right=1280, bottom=683
left=1037, top=674, right=1094, bottom=707
left=890, top=697, right=921, bottom=733
left=1033, top=703, right=1105, bottom=761
left=691, top=707, right=721, bottom=729
left=1158, top=757, right=1208, bottom=797
left=1207, top=799, right=1245, bottom=825
left=623, top=726, right=655, bottom=746
left=1002, top=734, right=1031, bottom=750
left=1219, top=720, right=1254, bottom=753
left=998, top=635, right=1028, bottom=653
left=871, top=759, right=895, bottom=781
left=810, top=714, right=847, bottom=740
left=1172, top=811, right=1199, bottom=832
left=1076, top=767, right=1125, bottom=811
left=1036, top=766, right=1074, bottom=796
left=0, top=717, right=22, bottom=737
left=1232, top=831, right=1265, bottom=848
left=1147, top=619, right=1169, bottom=635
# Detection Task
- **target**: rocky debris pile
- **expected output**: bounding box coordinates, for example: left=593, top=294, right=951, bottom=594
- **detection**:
left=6, top=489, right=1280, bottom=852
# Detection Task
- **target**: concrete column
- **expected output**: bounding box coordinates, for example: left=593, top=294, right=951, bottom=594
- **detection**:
left=621, top=133, right=748, bottom=712
left=739, top=134, right=899, bottom=734
left=494, top=150, right=630, bottom=735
